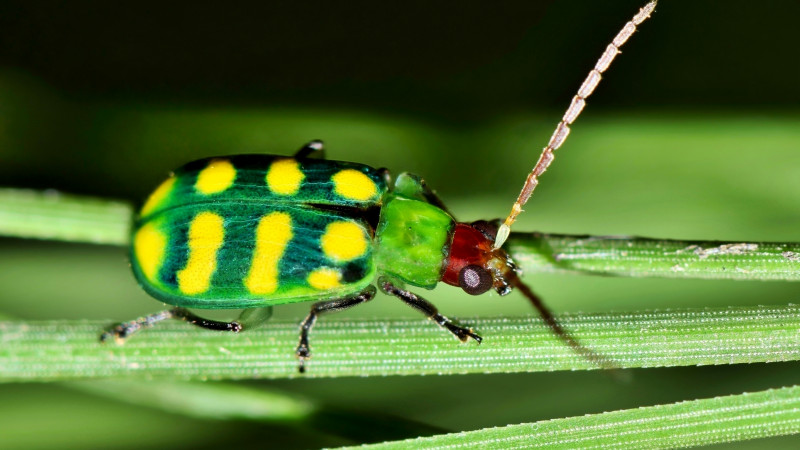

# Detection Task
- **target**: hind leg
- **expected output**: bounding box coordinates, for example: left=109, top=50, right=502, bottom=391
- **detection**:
left=100, top=306, right=272, bottom=342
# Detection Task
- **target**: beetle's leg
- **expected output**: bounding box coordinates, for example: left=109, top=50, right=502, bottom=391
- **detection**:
left=392, top=173, right=453, bottom=217
left=297, top=286, right=376, bottom=373
left=294, top=139, right=325, bottom=160
left=378, top=277, right=482, bottom=343
left=100, top=307, right=243, bottom=342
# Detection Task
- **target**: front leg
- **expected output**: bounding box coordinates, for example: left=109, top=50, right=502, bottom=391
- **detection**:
left=296, top=286, right=377, bottom=373
left=378, top=277, right=482, bottom=343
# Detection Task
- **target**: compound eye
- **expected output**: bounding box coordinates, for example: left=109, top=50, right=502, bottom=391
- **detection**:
left=458, top=265, right=493, bottom=295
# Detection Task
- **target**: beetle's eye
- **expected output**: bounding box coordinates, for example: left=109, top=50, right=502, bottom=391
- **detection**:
left=458, top=265, right=493, bottom=295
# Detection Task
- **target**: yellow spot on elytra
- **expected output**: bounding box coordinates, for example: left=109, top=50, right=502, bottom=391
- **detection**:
left=195, top=159, right=236, bottom=194
left=308, top=267, right=341, bottom=290
left=266, top=159, right=304, bottom=195
left=177, top=212, right=225, bottom=295
left=140, top=176, right=175, bottom=216
left=245, top=212, right=293, bottom=295
left=321, top=221, right=368, bottom=262
left=133, top=223, right=167, bottom=282
left=332, top=169, right=377, bottom=201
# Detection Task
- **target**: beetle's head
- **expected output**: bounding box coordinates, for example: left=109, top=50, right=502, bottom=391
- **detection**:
left=442, top=219, right=517, bottom=296
left=444, top=220, right=617, bottom=371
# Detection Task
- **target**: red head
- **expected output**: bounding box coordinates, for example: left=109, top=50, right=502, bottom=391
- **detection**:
left=443, top=220, right=515, bottom=296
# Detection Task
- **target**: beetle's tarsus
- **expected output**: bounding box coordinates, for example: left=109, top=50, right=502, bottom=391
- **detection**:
left=99, top=329, right=118, bottom=343
left=296, top=345, right=310, bottom=358
left=455, top=325, right=482, bottom=343
left=100, top=321, right=142, bottom=343
left=443, top=322, right=482, bottom=343
left=296, top=339, right=311, bottom=359
left=296, top=342, right=311, bottom=374
left=444, top=319, right=480, bottom=342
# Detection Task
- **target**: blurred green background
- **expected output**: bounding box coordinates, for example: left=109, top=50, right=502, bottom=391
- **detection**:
left=2, top=0, right=800, bottom=448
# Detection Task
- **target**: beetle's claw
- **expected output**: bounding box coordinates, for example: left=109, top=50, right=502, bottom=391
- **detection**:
left=466, top=329, right=483, bottom=344
left=449, top=324, right=482, bottom=343
left=458, top=328, right=482, bottom=344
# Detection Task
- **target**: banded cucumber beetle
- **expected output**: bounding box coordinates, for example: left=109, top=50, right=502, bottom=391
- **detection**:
left=102, top=1, right=658, bottom=372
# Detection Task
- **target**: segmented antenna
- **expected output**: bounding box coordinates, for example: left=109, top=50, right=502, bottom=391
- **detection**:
left=494, top=0, right=658, bottom=249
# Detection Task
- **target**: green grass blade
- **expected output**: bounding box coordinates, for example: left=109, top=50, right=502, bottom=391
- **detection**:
left=351, top=385, right=800, bottom=449
left=508, top=233, right=800, bottom=281
left=0, top=188, right=131, bottom=245
left=2, top=189, right=799, bottom=282
left=68, top=380, right=316, bottom=421
left=3, top=304, right=800, bottom=381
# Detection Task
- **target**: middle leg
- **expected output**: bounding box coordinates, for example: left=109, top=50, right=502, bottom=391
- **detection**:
left=297, top=285, right=377, bottom=373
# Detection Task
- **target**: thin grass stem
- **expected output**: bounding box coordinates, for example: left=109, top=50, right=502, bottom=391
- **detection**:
left=2, top=304, right=800, bottom=381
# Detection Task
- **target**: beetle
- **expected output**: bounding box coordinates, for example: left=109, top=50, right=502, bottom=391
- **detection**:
left=102, top=1, right=658, bottom=372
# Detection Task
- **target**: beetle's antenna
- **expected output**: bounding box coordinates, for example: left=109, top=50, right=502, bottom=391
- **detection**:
left=508, top=273, right=617, bottom=370
left=494, top=1, right=658, bottom=249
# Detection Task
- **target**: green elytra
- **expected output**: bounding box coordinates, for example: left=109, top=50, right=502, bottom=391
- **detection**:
left=130, top=151, right=463, bottom=307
